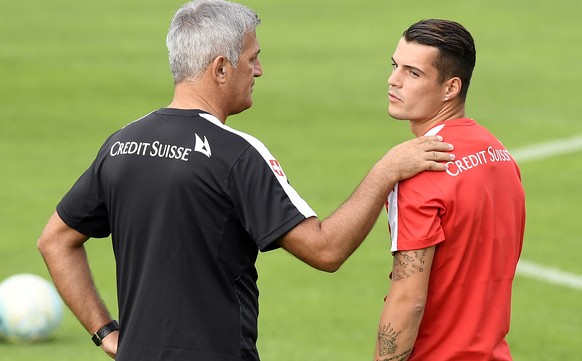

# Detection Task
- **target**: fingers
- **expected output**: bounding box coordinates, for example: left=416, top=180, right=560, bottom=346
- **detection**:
left=426, top=161, right=448, bottom=171
left=417, top=136, right=455, bottom=167
left=424, top=150, right=455, bottom=172
left=416, top=135, right=454, bottom=152
left=432, top=151, right=455, bottom=162
left=384, top=135, right=456, bottom=180
left=416, top=136, right=455, bottom=172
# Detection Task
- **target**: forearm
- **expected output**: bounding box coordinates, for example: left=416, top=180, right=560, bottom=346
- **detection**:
left=40, top=237, right=118, bottom=358
left=37, top=213, right=114, bottom=335
left=316, top=134, right=454, bottom=262
left=42, top=244, right=113, bottom=333
left=280, top=157, right=398, bottom=271
left=279, top=137, right=452, bottom=271
left=374, top=297, right=424, bottom=361
left=374, top=248, right=434, bottom=360
left=317, top=158, right=398, bottom=262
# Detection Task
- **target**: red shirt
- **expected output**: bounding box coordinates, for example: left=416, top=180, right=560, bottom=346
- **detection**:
left=387, top=119, right=526, bottom=360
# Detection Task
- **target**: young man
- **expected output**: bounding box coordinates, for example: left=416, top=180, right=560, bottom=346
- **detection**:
left=37, top=2, right=454, bottom=360
left=375, top=19, right=526, bottom=361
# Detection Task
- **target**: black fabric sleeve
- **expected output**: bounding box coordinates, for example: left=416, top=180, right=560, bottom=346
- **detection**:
left=226, top=147, right=312, bottom=251
left=57, top=159, right=111, bottom=238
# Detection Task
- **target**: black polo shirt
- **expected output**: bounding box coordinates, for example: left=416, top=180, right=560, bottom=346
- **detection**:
left=57, top=108, right=316, bottom=361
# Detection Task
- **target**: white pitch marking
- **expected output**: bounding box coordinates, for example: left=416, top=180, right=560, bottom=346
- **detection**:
left=516, top=260, right=582, bottom=290
left=509, top=134, right=582, bottom=290
left=510, top=133, right=582, bottom=162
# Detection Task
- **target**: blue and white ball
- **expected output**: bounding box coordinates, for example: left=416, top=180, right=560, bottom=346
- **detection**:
left=0, top=274, right=64, bottom=343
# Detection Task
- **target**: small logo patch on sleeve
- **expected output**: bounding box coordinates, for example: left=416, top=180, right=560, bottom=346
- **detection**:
left=269, top=159, right=285, bottom=177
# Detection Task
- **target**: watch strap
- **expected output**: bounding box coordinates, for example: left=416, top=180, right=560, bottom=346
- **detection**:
left=91, top=320, right=120, bottom=346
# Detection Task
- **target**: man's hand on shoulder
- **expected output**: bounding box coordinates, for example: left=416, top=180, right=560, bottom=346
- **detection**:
left=384, top=135, right=455, bottom=182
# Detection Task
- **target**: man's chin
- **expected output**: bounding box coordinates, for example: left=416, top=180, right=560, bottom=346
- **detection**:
left=231, top=101, right=253, bottom=116
left=387, top=110, right=407, bottom=121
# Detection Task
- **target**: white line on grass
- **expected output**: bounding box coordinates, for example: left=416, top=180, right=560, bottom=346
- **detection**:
left=516, top=260, right=582, bottom=290
left=509, top=134, right=582, bottom=290
left=510, top=133, right=582, bottom=162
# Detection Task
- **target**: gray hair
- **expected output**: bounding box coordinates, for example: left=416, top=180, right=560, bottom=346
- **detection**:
left=166, top=0, right=260, bottom=83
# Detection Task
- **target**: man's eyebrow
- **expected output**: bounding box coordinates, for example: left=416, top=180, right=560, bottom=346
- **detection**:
left=391, top=57, right=426, bottom=75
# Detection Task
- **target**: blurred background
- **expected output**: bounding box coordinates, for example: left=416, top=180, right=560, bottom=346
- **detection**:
left=1, top=0, right=581, bottom=359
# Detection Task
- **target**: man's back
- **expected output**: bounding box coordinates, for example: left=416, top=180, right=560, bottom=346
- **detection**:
left=57, top=108, right=315, bottom=360
left=388, top=118, right=526, bottom=360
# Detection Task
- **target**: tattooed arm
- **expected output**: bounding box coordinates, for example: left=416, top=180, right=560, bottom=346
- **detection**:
left=374, top=246, right=435, bottom=361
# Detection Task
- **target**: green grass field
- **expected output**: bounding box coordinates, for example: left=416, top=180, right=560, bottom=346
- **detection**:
left=1, top=0, right=581, bottom=359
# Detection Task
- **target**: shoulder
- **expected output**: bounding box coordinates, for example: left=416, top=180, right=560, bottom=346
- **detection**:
left=198, top=114, right=278, bottom=166
left=202, top=114, right=269, bottom=152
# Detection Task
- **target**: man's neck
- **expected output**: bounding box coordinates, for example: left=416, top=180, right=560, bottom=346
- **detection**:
left=168, top=81, right=227, bottom=123
left=410, top=105, right=465, bottom=137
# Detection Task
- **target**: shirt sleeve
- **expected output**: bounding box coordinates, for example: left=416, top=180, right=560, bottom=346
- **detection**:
left=57, top=158, right=111, bottom=238
left=227, top=146, right=316, bottom=251
left=388, top=175, right=445, bottom=253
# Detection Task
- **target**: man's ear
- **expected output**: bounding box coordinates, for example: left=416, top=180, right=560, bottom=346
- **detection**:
left=444, top=77, right=462, bottom=101
left=211, top=56, right=228, bottom=84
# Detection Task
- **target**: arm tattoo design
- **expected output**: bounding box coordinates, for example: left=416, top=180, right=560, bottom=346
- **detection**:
left=377, top=324, right=400, bottom=356
left=376, top=324, right=412, bottom=360
left=391, top=249, right=428, bottom=281
left=377, top=349, right=412, bottom=361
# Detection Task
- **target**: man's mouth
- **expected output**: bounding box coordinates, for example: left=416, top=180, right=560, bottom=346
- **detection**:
left=388, top=91, right=402, bottom=102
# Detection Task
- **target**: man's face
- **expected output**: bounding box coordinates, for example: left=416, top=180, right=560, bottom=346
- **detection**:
left=226, top=30, right=263, bottom=115
left=387, top=38, right=448, bottom=125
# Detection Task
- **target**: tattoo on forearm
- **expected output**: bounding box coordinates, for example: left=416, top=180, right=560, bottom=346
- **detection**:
left=391, top=249, right=428, bottom=281
left=376, top=349, right=412, bottom=361
left=377, top=324, right=401, bottom=356
left=377, top=325, right=411, bottom=361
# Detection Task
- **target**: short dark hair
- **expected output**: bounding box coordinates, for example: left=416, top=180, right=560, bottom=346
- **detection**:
left=403, top=19, right=476, bottom=100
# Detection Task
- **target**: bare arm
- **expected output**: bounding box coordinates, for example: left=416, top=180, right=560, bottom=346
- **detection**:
left=37, top=211, right=118, bottom=358
left=374, top=246, right=435, bottom=361
left=279, top=135, right=452, bottom=271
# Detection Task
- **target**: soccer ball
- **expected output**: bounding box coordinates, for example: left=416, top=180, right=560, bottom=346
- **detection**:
left=0, top=273, right=64, bottom=343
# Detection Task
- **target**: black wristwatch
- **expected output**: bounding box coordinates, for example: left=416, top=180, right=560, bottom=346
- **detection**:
left=91, top=320, right=120, bottom=346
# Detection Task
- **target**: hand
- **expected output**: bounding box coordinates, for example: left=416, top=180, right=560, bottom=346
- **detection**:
left=100, top=330, right=119, bottom=359
left=384, top=135, right=454, bottom=181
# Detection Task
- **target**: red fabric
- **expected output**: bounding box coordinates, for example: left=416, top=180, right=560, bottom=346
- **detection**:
left=387, top=119, right=526, bottom=360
